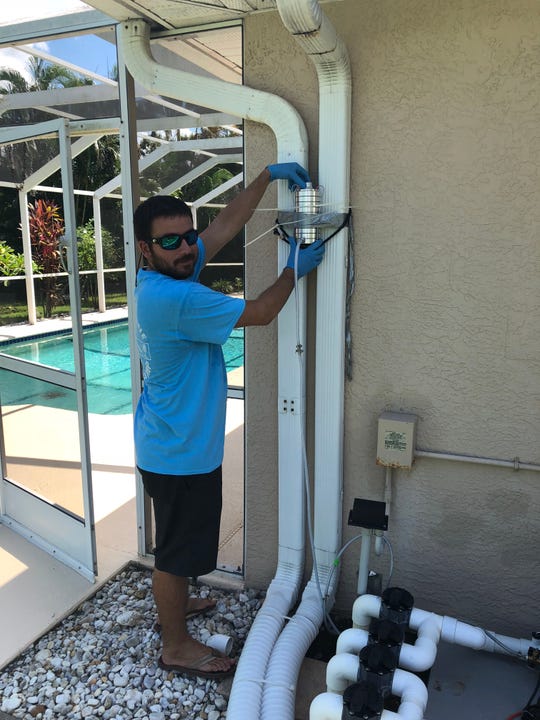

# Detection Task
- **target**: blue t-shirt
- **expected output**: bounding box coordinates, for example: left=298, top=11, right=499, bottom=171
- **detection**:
left=134, top=239, right=245, bottom=475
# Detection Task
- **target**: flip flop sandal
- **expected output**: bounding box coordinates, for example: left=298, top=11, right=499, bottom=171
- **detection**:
left=158, top=653, right=235, bottom=680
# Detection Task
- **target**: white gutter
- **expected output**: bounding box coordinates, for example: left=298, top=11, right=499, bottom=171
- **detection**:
left=261, top=2, right=351, bottom=718
left=117, top=19, right=310, bottom=718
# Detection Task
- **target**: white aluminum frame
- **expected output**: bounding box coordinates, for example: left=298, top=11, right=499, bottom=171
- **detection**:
left=0, top=119, right=97, bottom=582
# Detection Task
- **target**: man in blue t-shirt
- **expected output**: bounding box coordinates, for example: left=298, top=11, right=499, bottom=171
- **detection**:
left=133, top=162, right=325, bottom=679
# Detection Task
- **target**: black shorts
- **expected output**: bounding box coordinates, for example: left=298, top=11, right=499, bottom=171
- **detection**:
left=139, top=466, right=222, bottom=577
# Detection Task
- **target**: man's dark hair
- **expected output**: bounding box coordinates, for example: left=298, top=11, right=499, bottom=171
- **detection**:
left=133, top=195, right=193, bottom=244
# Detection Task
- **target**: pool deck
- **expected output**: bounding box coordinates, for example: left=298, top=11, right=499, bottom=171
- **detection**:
left=0, top=308, right=245, bottom=670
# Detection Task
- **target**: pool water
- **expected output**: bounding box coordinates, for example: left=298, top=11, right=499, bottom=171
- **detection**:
left=0, top=321, right=244, bottom=415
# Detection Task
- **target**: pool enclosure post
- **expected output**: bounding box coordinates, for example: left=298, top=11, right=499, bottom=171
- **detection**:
left=115, top=27, right=151, bottom=557
left=18, top=189, right=37, bottom=325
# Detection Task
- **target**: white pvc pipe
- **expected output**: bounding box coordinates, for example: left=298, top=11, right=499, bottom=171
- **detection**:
left=336, top=618, right=441, bottom=674
left=335, top=627, right=370, bottom=656
left=351, top=593, right=532, bottom=659
left=313, top=664, right=428, bottom=720
left=415, top=449, right=540, bottom=472
left=357, top=529, right=373, bottom=595
left=117, top=20, right=310, bottom=720
left=410, top=609, right=532, bottom=657
left=261, top=3, right=352, bottom=718
left=352, top=593, right=383, bottom=629
left=326, top=651, right=361, bottom=695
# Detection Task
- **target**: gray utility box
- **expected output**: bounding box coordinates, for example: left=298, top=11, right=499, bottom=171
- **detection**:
left=376, top=412, right=417, bottom=470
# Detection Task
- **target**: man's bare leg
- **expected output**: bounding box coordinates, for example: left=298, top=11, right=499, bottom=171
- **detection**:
left=153, top=569, right=233, bottom=671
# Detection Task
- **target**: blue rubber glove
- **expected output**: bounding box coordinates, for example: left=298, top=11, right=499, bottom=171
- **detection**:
left=285, top=236, right=325, bottom=278
left=267, top=162, right=310, bottom=190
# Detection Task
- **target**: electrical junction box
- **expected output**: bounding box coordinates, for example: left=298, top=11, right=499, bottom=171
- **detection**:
left=376, top=412, right=417, bottom=470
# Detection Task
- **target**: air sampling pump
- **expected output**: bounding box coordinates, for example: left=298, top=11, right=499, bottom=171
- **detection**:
left=294, top=183, right=323, bottom=246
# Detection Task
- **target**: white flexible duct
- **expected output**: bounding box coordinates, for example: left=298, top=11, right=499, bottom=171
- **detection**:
left=261, top=2, right=351, bottom=718
left=313, top=658, right=428, bottom=720
left=352, top=594, right=533, bottom=658
left=117, top=20, right=311, bottom=718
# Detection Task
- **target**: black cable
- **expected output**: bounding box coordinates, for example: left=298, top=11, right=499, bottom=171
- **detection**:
left=320, top=208, right=352, bottom=245
left=524, top=673, right=540, bottom=712
left=275, top=208, right=352, bottom=246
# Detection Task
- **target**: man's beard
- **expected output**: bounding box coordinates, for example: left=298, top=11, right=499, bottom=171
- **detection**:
left=149, top=248, right=196, bottom=280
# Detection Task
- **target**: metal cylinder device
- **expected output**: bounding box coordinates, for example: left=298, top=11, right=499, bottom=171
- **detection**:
left=295, top=182, right=322, bottom=245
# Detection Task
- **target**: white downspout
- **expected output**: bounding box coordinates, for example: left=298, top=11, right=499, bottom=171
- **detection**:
left=260, top=2, right=351, bottom=718
left=116, top=20, right=311, bottom=718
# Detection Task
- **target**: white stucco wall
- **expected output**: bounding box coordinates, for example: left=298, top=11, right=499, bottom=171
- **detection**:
left=244, top=0, right=539, bottom=636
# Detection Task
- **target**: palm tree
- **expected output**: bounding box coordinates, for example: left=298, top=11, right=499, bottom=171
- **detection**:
left=0, top=56, right=93, bottom=184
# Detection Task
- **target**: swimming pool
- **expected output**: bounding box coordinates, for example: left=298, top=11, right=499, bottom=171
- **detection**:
left=0, top=321, right=244, bottom=415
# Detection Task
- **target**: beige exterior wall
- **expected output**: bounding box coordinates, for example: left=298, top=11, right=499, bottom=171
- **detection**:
left=242, top=0, right=539, bottom=637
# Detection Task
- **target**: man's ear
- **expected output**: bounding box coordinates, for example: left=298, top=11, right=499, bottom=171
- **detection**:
left=138, top=240, right=151, bottom=260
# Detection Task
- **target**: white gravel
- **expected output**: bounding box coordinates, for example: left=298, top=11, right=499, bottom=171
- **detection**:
left=0, top=564, right=264, bottom=720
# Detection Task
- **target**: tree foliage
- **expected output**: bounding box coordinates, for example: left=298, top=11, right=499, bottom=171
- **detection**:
left=77, top=218, right=122, bottom=309
left=0, top=240, right=38, bottom=285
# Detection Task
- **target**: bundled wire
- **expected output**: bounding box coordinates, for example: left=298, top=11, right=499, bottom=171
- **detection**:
left=505, top=671, right=540, bottom=720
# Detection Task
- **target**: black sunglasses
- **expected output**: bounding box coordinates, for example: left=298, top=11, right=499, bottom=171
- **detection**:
left=151, top=228, right=198, bottom=250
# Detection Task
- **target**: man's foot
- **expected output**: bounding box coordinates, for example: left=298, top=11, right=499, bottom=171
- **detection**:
left=159, top=653, right=235, bottom=679
left=160, top=638, right=235, bottom=679
left=154, top=596, right=216, bottom=632
left=186, top=596, right=216, bottom=619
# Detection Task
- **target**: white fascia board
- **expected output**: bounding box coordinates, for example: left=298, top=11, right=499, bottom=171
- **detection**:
left=0, top=11, right=115, bottom=48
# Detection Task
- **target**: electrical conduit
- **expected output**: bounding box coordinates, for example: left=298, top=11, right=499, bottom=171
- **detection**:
left=117, top=19, right=311, bottom=718
left=261, top=2, right=352, bottom=719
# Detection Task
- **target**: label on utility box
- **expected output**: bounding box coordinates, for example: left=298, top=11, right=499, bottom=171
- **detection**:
left=376, top=412, right=417, bottom=469
left=384, top=430, right=407, bottom=452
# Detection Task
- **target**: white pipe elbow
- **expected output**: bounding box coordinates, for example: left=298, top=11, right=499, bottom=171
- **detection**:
left=309, top=691, right=344, bottom=720
left=335, top=627, right=370, bottom=655
left=325, top=652, right=360, bottom=694
left=393, top=668, right=429, bottom=720
left=399, top=617, right=441, bottom=672
left=352, top=594, right=381, bottom=629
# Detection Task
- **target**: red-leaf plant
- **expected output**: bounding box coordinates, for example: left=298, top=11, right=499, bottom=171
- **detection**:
left=27, top=198, right=65, bottom=317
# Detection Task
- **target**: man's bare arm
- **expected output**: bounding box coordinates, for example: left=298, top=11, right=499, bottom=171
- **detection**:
left=200, top=169, right=271, bottom=263
left=235, top=268, right=295, bottom=327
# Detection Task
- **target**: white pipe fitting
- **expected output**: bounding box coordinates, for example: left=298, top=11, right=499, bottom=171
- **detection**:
left=336, top=627, right=370, bottom=656
left=326, top=652, right=360, bottom=695
left=351, top=592, right=530, bottom=660
left=357, top=529, right=372, bottom=595
left=335, top=619, right=440, bottom=674
left=205, top=633, right=233, bottom=657
left=399, top=617, right=440, bottom=672
left=352, top=593, right=382, bottom=629
left=309, top=691, right=344, bottom=720
left=315, top=665, right=428, bottom=720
